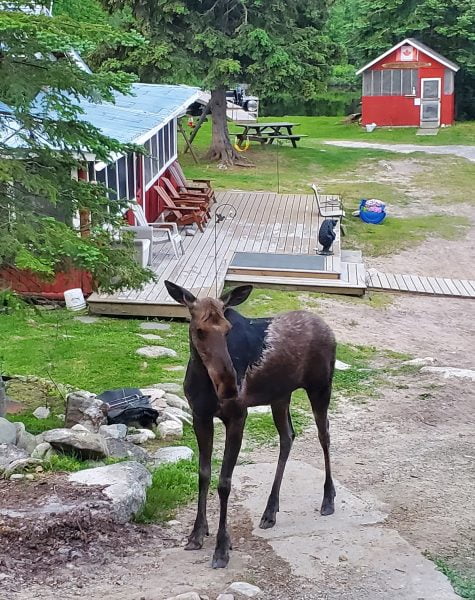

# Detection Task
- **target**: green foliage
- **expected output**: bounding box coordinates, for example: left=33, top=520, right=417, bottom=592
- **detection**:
left=432, top=557, right=475, bottom=599
left=136, top=460, right=198, bottom=522
left=330, top=0, right=475, bottom=119
left=44, top=453, right=126, bottom=472
left=6, top=412, right=64, bottom=435
left=0, top=289, right=28, bottom=314
left=0, top=2, right=153, bottom=292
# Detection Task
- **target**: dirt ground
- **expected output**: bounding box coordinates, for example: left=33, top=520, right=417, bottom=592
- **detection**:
left=2, top=156, right=475, bottom=599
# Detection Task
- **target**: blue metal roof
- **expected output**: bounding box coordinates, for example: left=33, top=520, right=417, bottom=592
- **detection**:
left=2, top=83, right=200, bottom=151
left=41, top=83, right=200, bottom=145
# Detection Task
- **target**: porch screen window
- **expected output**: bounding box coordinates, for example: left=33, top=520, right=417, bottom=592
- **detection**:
left=363, top=69, right=418, bottom=96
left=127, top=153, right=136, bottom=200
left=144, top=139, right=152, bottom=187
left=158, top=128, right=165, bottom=170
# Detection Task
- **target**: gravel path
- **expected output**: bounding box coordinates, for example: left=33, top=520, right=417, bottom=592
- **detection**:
left=324, top=140, right=475, bottom=162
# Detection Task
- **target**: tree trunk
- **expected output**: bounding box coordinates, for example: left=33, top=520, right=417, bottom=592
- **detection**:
left=0, top=375, right=7, bottom=418
left=206, top=87, right=251, bottom=167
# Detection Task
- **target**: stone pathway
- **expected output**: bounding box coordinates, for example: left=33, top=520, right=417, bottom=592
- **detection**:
left=324, top=140, right=475, bottom=162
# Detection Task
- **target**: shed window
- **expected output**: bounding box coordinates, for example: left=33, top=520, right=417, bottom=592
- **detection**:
left=158, top=128, right=165, bottom=170
left=106, top=163, right=118, bottom=200
left=127, top=153, right=136, bottom=200
left=151, top=133, right=159, bottom=178
left=170, top=120, right=176, bottom=155
left=144, top=139, right=152, bottom=188
left=444, top=69, right=454, bottom=95
left=363, top=69, right=418, bottom=96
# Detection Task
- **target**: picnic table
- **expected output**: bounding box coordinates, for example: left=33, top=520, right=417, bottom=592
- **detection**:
left=234, top=121, right=307, bottom=148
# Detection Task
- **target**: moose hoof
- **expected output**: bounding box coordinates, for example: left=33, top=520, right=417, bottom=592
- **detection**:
left=185, top=539, right=203, bottom=551
left=320, top=500, right=335, bottom=516
left=259, top=514, right=277, bottom=529
left=212, top=553, right=229, bottom=569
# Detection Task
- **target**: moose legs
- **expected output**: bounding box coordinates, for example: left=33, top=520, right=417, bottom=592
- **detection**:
left=212, top=412, right=246, bottom=569
left=260, top=399, right=294, bottom=529
left=308, top=386, right=336, bottom=516
left=185, top=416, right=214, bottom=551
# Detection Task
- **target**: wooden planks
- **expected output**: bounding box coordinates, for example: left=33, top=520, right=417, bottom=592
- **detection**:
left=89, top=190, right=354, bottom=317
left=367, top=269, right=475, bottom=299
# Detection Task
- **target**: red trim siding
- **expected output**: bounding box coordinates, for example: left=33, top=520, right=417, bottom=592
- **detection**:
left=0, top=267, right=93, bottom=300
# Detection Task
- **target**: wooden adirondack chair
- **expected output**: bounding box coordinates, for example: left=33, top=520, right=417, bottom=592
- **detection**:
left=169, top=161, right=216, bottom=203
left=155, top=185, right=208, bottom=232
left=161, top=177, right=211, bottom=217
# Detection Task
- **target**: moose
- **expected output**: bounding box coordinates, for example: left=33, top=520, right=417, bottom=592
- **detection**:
left=165, top=281, right=336, bottom=569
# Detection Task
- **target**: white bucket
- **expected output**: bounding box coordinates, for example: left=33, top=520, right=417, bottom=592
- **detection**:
left=365, top=123, right=377, bottom=133
left=64, top=288, right=86, bottom=311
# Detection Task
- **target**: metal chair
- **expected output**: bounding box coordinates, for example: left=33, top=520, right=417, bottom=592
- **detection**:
left=310, top=184, right=345, bottom=219
left=125, top=203, right=184, bottom=263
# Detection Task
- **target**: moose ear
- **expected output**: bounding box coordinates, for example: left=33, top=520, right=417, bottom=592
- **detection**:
left=164, top=281, right=196, bottom=307
left=220, top=285, right=253, bottom=307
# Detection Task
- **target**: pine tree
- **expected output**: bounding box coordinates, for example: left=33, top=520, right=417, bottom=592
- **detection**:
left=100, top=0, right=339, bottom=165
left=0, top=2, right=153, bottom=292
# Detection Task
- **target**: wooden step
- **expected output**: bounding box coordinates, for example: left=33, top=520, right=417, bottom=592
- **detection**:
left=227, top=265, right=341, bottom=280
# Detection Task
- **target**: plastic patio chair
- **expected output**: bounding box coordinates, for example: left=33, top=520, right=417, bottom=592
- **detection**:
left=126, top=203, right=184, bottom=262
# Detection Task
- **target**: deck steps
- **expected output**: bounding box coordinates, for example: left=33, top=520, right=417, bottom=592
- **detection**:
left=226, top=261, right=366, bottom=296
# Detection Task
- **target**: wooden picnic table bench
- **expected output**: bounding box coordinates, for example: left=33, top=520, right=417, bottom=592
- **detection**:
left=234, top=121, right=307, bottom=148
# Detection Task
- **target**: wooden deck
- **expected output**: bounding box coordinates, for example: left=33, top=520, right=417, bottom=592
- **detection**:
left=367, top=269, right=475, bottom=298
left=88, top=191, right=364, bottom=318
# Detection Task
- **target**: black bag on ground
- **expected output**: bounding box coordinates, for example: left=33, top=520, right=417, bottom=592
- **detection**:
left=97, top=387, right=159, bottom=429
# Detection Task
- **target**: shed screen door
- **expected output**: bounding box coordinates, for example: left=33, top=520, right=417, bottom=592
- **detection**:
left=420, top=78, right=441, bottom=127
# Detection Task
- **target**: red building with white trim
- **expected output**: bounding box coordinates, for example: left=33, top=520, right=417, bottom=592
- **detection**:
left=357, top=39, right=459, bottom=128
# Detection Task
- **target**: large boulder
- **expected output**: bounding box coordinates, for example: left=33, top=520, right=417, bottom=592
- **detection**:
left=14, top=423, right=38, bottom=454
left=99, top=424, right=127, bottom=440
left=69, top=462, right=152, bottom=523
left=0, top=444, right=28, bottom=471
left=0, top=418, right=17, bottom=445
left=31, top=442, right=55, bottom=460
left=164, top=393, right=190, bottom=413
left=65, top=391, right=107, bottom=432
left=43, top=428, right=109, bottom=460
left=105, top=438, right=150, bottom=462
left=152, top=446, right=193, bottom=467
left=126, top=428, right=156, bottom=445
left=157, top=420, right=183, bottom=440
left=153, top=382, right=183, bottom=394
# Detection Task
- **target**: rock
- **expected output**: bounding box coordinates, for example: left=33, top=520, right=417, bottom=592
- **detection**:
left=164, top=365, right=185, bottom=372
left=139, top=322, right=170, bottom=331
left=32, top=406, right=50, bottom=419
left=25, top=473, right=35, bottom=481
left=248, top=406, right=271, bottom=415
left=14, top=423, right=37, bottom=454
left=153, top=382, right=183, bottom=394
left=71, top=424, right=89, bottom=432
left=126, top=428, right=156, bottom=445
left=335, top=360, right=351, bottom=371
left=166, top=519, right=181, bottom=527
left=152, top=446, right=193, bottom=466
left=43, top=428, right=109, bottom=460
left=0, top=444, right=28, bottom=470
left=74, top=316, right=99, bottom=324
left=10, top=473, right=25, bottom=481
left=31, top=442, right=55, bottom=460
left=136, top=346, right=178, bottom=359
left=402, top=357, right=436, bottom=367
left=65, top=391, right=107, bottom=432
left=99, top=424, right=127, bottom=440
left=164, top=393, right=190, bottom=412
left=420, top=366, right=475, bottom=381
left=157, top=420, right=183, bottom=440
left=0, top=418, right=18, bottom=445
left=69, top=462, right=152, bottom=523
left=161, top=407, right=192, bottom=426
left=339, top=553, right=348, bottom=562
left=105, top=438, right=150, bottom=462
left=226, top=582, right=262, bottom=598
left=3, top=457, right=43, bottom=477
left=137, top=333, right=163, bottom=341
left=217, top=595, right=235, bottom=600
left=140, top=387, right=167, bottom=411
left=165, top=593, right=202, bottom=600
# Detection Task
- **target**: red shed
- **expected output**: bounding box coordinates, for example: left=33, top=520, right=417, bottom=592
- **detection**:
left=357, top=38, right=459, bottom=128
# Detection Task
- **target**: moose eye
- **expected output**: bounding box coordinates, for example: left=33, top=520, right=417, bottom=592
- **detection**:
left=196, top=328, right=206, bottom=340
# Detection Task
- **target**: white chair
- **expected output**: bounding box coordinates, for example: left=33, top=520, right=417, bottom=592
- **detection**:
left=310, top=184, right=345, bottom=219
left=125, top=203, right=184, bottom=264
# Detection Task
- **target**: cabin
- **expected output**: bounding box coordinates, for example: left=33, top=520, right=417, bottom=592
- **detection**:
left=0, top=83, right=199, bottom=298
left=356, top=39, right=459, bottom=128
